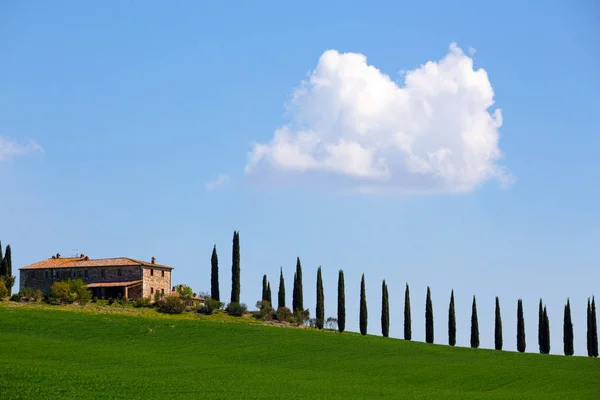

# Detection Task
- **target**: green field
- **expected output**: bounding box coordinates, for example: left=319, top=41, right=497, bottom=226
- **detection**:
left=0, top=302, right=598, bottom=399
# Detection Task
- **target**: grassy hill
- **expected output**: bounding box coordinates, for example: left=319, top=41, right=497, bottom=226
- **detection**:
left=0, top=302, right=598, bottom=399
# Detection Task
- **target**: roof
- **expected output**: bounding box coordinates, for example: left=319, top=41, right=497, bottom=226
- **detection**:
left=19, top=257, right=173, bottom=270
left=86, top=280, right=143, bottom=288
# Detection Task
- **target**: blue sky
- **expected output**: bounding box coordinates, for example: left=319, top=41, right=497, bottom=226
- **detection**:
left=1, top=0, right=599, bottom=355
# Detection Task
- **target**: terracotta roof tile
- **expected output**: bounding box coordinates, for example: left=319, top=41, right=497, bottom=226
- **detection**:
left=19, top=257, right=173, bottom=270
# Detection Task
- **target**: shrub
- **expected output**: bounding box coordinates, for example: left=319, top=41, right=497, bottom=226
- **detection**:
left=134, top=297, right=152, bottom=308
left=156, top=296, right=186, bottom=314
left=96, top=299, right=109, bottom=307
left=254, top=300, right=274, bottom=321
left=226, top=302, right=247, bottom=317
left=154, top=291, right=163, bottom=303
left=108, top=297, right=115, bottom=305
left=77, top=286, right=92, bottom=305
left=198, top=298, right=223, bottom=315
left=0, top=280, right=9, bottom=300
left=293, top=308, right=310, bottom=326
left=1, top=275, right=15, bottom=294
left=275, top=307, right=292, bottom=322
left=51, top=281, right=76, bottom=303
left=9, top=293, right=20, bottom=302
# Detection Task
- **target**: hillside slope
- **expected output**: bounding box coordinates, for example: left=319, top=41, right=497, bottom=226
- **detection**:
left=0, top=304, right=598, bottom=399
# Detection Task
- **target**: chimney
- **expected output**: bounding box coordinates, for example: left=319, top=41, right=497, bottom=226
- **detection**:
left=172, top=286, right=175, bottom=292
left=56, top=253, right=61, bottom=259
left=151, top=256, right=156, bottom=264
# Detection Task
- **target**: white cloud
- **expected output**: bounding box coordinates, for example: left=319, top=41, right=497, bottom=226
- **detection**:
left=0, top=137, right=44, bottom=162
left=245, top=43, right=513, bottom=193
left=205, top=174, right=230, bottom=191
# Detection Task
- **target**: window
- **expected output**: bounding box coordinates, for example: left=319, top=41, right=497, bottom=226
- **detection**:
left=31, top=271, right=36, bottom=279
left=150, top=269, right=154, bottom=276
left=84, top=270, right=88, bottom=278
left=45, top=271, right=49, bottom=279
left=151, top=287, right=154, bottom=294
left=101, top=269, right=105, bottom=278
left=118, top=269, right=122, bottom=277
left=161, top=288, right=164, bottom=295
left=161, top=270, right=165, bottom=277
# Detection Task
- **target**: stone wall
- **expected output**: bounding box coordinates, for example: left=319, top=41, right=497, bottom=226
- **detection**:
left=19, top=266, right=143, bottom=294
left=142, top=266, right=172, bottom=299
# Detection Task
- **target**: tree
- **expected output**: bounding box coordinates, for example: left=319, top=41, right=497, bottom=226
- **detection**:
left=3, top=244, right=13, bottom=296
left=292, top=272, right=298, bottom=311
left=381, top=280, right=389, bottom=338
left=542, top=306, right=550, bottom=354
left=425, top=286, right=434, bottom=344
left=293, top=257, right=303, bottom=312
left=495, top=296, right=503, bottom=351
left=517, top=299, right=526, bottom=353
left=278, top=267, right=285, bottom=309
left=538, top=299, right=544, bottom=354
left=0, top=241, right=4, bottom=276
left=587, top=298, right=592, bottom=357
left=230, top=231, right=240, bottom=303
left=316, top=266, right=324, bottom=330
left=267, top=282, right=273, bottom=305
left=262, top=275, right=268, bottom=302
left=592, top=297, right=599, bottom=357
left=359, top=274, right=367, bottom=336
left=448, top=290, right=456, bottom=346
left=470, top=296, right=479, bottom=349
left=563, top=299, right=574, bottom=356
left=337, top=270, right=346, bottom=333
left=211, top=245, right=220, bottom=301
left=404, top=283, right=412, bottom=341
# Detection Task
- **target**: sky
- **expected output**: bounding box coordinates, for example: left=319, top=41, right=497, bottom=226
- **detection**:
left=1, top=0, right=599, bottom=355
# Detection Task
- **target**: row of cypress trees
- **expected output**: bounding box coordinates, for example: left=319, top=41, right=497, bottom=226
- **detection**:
left=209, top=231, right=240, bottom=304
left=0, top=242, right=15, bottom=296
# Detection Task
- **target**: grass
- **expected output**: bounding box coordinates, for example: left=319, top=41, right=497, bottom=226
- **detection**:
left=0, top=302, right=598, bottom=399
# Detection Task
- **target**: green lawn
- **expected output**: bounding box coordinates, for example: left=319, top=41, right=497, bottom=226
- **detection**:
left=0, top=302, right=598, bottom=399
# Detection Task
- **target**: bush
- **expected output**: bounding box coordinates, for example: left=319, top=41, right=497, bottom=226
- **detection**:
left=156, top=296, right=186, bottom=314
left=108, top=297, right=115, bottom=305
left=77, top=286, right=91, bottom=305
left=0, top=280, right=9, bottom=300
left=51, top=281, right=76, bottom=303
left=198, top=298, right=223, bottom=315
left=1, top=275, right=15, bottom=294
left=275, top=307, right=292, bottom=322
left=153, top=291, right=163, bottom=303
left=292, top=308, right=310, bottom=326
left=9, top=293, right=20, bottom=302
left=254, top=300, right=274, bottom=321
left=134, top=297, right=152, bottom=308
left=225, top=302, right=247, bottom=317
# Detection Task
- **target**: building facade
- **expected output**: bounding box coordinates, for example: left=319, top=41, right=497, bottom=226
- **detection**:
left=18, top=254, right=173, bottom=300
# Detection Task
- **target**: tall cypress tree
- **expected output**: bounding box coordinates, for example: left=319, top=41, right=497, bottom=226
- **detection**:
left=563, top=299, right=574, bottom=356
left=592, top=297, right=599, bottom=357
left=292, top=272, right=298, bottom=311
left=337, top=270, right=346, bottom=333
left=210, top=245, right=220, bottom=301
left=381, top=280, right=389, bottom=338
left=359, top=274, right=367, bottom=336
left=538, top=299, right=544, bottom=354
left=448, top=290, right=456, bottom=346
left=262, top=274, right=268, bottom=302
left=587, top=298, right=592, bottom=357
left=517, top=299, right=526, bottom=353
left=471, top=296, right=479, bottom=349
left=295, top=257, right=303, bottom=312
left=4, top=244, right=12, bottom=295
left=316, top=266, right=324, bottom=330
left=542, top=306, right=550, bottom=354
left=230, top=231, right=240, bottom=303
left=425, top=286, right=434, bottom=344
left=0, top=241, right=4, bottom=276
left=278, top=267, right=285, bottom=309
left=495, top=296, right=503, bottom=350
left=266, top=282, right=272, bottom=305
left=404, top=283, right=412, bottom=341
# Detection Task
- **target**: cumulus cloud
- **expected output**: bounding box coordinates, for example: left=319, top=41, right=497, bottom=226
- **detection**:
left=0, top=137, right=44, bottom=162
left=205, top=174, right=230, bottom=191
left=245, top=43, right=513, bottom=193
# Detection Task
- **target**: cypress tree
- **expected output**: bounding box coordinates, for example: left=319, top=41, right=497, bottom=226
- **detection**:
left=316, top=266, right=324, bottom=330
left=3, top=244, right=12, bottom=295
left=278, top=267, right=285, bottom=309
left=538, top=299, right=544, bottom=353
left=592, top=297, right=599, bottom=357
left=404, top=283, right=412, bottom=341
left=495, top=296, right=503, bottom=351
left=425, top=286, right=434, bottom=344
left=563, top=299, right=574, bottom=356
left=0, top=241, right=4, bottom=276
left=210, top=245, right=220, bottom=301
left=292, top=272, right=298, bottom=311
left=337, top=270, right=346, bottom=333
left=359, top=274, right=367, bottom=336
left=266, top=282, right=272, bottom=305
left=295, top=257, right=303, bottom=312
left=517, top=299, right=526, bottom=353
left=448, top=290, right=456, bottom=346
left=587, top=298, right=592, bottom=357
left=230, top=231, right=240, bottom=303
left=542, top=306, right=550, bottom=354
left=262, top=274, right=268, bottom=302
left=381, top=280, right=389, bottom=338
left=470, top=296, right=479, bottom=349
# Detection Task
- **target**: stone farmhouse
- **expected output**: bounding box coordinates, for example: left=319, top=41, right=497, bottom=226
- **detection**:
left=18, top=253, right=172, bottom=300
